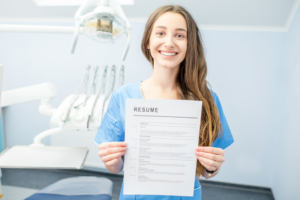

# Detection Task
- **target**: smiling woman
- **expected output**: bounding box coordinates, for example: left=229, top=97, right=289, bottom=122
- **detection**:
left=95, top=4, right=234, bottom=200
left=140, top=7, right=226, bottom=176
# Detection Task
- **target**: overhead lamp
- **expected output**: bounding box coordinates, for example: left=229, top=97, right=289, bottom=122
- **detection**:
left=70, top=0, right=131, bottom=60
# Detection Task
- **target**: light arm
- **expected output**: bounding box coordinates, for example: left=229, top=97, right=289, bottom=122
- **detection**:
left=1, top=82, right=57, bottom=117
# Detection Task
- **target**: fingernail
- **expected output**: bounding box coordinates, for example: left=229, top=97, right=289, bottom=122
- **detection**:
left=123, top=147, right=127, bottom=150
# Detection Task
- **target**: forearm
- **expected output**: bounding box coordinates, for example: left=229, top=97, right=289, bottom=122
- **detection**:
left=204, top=167, right=220, bottom=179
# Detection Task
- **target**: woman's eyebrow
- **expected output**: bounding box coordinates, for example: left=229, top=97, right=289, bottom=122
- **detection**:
left=155, top=26, right=187, bottom=32
left=176, top=28, right=187, bottom=32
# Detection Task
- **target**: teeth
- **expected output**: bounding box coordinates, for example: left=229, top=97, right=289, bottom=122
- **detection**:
left=160, top=52, right=176, bottom=56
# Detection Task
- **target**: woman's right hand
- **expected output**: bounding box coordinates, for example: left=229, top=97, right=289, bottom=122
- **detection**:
left=98, top=142, right=127, bottom=172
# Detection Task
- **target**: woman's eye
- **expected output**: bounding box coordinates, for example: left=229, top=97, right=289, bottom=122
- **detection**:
left=156, top=32, right=164, bottom=36
left=176, top=34, right=185, bottom=38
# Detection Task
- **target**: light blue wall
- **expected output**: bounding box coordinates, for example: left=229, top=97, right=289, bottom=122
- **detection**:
left=271, top=4, right=300, bottom=200
left=201, top=30, right=285, bottom=188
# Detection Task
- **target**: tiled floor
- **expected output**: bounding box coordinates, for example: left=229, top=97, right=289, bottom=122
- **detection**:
left=201, top=182, right=274, bottom=200
left=1, top=169, right=274, bottom=200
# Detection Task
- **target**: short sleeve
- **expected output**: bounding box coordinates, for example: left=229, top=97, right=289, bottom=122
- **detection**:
left=211, top=93, right=234, bottom=150
left=94, top=94, right=124, bottom=145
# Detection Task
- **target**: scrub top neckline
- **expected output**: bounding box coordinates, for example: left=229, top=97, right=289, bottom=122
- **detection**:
left=138, top=81, right=184, bottom=100
left=138, top=81, right=145, bottom=99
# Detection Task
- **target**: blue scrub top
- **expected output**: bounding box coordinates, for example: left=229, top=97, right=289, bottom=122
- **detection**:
left=94, top=82, right=234, bottom=200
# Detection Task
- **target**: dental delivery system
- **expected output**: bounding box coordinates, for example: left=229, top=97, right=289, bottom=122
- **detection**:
left=0, top=65, right=125, bottom=169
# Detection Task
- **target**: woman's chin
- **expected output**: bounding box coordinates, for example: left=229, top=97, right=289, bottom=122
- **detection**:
left=155, top=60, right=181, bottom=70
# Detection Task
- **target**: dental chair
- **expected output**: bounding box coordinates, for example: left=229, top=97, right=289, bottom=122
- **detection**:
left=25, top=176, right=113, bottom=200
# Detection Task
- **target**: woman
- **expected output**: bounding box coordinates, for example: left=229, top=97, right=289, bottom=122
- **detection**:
left=95, top=5, right=234, bottom=200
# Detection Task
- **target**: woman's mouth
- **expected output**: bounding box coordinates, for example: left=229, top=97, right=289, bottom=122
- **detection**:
left=159, top=50, right=178, bottom=57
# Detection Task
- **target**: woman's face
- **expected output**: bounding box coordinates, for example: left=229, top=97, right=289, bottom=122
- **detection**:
left=147, top=12, right=188, bottom=70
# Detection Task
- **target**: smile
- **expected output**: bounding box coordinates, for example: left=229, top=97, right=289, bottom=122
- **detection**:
left=159, top=50, right=178, bottom=57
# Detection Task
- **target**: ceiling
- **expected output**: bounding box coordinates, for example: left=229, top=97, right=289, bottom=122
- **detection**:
left=0, top=0, right=299, bottom=31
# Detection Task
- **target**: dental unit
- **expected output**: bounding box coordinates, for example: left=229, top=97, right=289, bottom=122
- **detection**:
left=0, top=0, right=131, bottom=170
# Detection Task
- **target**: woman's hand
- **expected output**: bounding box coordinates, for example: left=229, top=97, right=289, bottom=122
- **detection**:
left=195, top=146, right=225, bottom=175
left=98, top=142, right=127, bottom=173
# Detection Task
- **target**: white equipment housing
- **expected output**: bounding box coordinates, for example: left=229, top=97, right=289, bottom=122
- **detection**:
left=0, top=64, right=124, bottom=171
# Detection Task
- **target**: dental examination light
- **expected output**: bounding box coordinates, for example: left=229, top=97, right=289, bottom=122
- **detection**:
left=70, top=0, right=131, bottom=60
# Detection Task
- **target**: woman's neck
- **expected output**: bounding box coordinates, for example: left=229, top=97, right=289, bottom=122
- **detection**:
left=149, top=63, right=179, bottom=91
left=141, top=63, right=181, bottom=100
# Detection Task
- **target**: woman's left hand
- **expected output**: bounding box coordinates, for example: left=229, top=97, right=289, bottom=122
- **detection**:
left=195, top=146, right=225, bottom=172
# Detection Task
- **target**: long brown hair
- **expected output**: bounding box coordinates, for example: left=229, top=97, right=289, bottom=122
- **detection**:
left=141, top=5, right=222, bottom=177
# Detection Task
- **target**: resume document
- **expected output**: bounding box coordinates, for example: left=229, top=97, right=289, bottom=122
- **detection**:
left=124, top=99, right=202, bottom=196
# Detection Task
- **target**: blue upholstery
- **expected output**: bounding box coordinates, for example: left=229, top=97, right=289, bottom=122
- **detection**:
left=25, top=176, right=113, bottom=200
left=25, top=194, right=111, bottom=200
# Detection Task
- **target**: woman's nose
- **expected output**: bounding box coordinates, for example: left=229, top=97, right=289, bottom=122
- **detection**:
left=164, top=35, right=174, bottom=49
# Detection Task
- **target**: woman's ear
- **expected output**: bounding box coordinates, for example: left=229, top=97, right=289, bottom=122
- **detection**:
left=147, top=43, right=150, bottom=50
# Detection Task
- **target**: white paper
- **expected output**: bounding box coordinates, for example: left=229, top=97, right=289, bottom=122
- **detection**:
left=124, top=99, right=202, bottom=196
